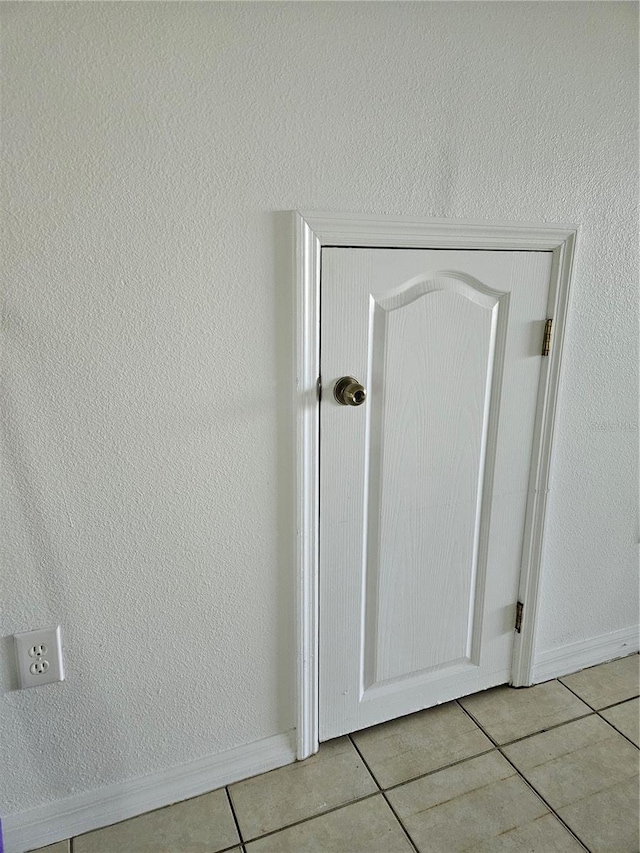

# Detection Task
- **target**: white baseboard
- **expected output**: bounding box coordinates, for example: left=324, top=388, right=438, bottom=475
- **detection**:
left=2, top=730, right=296, bottom=853
left=532, top=625, right=639, bottom=684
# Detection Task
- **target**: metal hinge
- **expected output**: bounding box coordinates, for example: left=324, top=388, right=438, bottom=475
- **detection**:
left=542, top=319, right=553, bottom=357
left=515, top=601, right=524, bottom=633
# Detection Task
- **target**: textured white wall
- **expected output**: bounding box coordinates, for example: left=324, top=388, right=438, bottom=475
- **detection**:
left=1, top=1, right=637, bottom=817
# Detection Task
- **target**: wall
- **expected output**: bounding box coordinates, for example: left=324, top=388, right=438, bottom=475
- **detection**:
left=2, top=0, right=637, bottom=832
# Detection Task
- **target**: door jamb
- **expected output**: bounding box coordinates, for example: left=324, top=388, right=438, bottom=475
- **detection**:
left=294, top=211, right=578, bottom=760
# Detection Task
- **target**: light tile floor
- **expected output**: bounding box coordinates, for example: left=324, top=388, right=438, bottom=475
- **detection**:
left=30, top=654, right=639, bottom=853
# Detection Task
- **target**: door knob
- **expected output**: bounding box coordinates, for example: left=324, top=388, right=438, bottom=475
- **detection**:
left=334, top=376, right=367, bottom=407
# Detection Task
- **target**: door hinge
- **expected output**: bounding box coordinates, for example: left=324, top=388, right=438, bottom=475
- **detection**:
left=542, top=319, right=553, bottom=357
left=317, top=376, right=322, bottom=401
left=515, top=601, right=524, bottom=634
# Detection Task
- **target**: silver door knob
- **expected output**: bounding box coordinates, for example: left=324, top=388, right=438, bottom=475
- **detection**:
left=334, top=376, right=367, bottom=406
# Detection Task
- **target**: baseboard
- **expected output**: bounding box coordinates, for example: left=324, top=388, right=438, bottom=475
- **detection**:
left=532, top=625, right=639, bottom=683
left=2, top=730, right=296, bottom=853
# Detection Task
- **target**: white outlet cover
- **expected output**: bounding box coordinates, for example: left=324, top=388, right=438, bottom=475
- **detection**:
left=14, top=625, right=65, bottom=689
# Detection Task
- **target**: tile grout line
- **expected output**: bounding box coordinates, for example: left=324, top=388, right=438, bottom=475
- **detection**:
left=558, top=680, right=640, bottom=748
left=557, top=679, right=601, bottom=712
left=454, top=693, right=601, bottom=748
left=456, top=700, right=592, bottom=852
left=382, top=746, right=497, bottom=793
left=555, top=679, right=640, bottom=748
left=380, top=790, right=420, bottom=853
left=231, top=792, right=381, bottom=846
left=347, top=734, right=420, bottom=853
left=218, top=842, right=246, bottom=853
left=478, top=710, right=596, bottom=749
left=559, top=677, right=640, bottom=715
left=224, top=786, right=247, bottom=852
left=496, top=751, right=591, bottom=853
left=595, top=711, right=640, bottom=750
left=596, top=694, right=640, bottom=712
left=347, top=733, right=383, bottom=791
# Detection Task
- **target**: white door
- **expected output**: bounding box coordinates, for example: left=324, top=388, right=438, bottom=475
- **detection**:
left=319, top=248, right=553, bottom=741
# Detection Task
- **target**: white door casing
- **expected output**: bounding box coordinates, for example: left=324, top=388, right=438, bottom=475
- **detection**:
left=294, top=212, right=578, bottom=759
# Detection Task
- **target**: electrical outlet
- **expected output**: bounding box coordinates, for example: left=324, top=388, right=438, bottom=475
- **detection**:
left=14, top=626, right=65, bottom=689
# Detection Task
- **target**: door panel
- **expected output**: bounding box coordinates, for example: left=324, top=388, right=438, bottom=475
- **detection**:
left=319, top=249, right=553, bottom=741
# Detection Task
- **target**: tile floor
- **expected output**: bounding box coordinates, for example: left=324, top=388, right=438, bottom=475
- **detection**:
left=30, top=654, right=639, bottom=853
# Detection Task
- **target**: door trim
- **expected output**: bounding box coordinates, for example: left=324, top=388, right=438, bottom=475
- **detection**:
left=294, top=211, right=578, bottom=759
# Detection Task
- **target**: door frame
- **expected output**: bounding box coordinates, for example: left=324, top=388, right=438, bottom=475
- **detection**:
left=294, top=211, right=578, bottom=760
